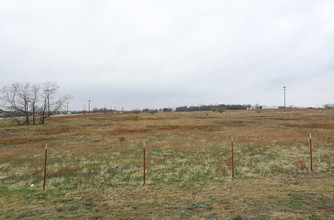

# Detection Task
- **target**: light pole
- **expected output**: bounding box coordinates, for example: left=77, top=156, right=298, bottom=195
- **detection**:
left=88, top=100, right=91, bottom=114
left=283, top=86, right=286, bottom=108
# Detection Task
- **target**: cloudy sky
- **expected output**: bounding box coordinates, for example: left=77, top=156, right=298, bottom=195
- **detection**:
left=1, top=0, right=334, bottom=110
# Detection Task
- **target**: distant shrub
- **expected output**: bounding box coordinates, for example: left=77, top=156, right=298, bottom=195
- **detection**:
left=218, top=108, right=226, bottom=113
left=211, top=107, right=226, bottom=113
left=133, top=110, right=141, bottom=114
left=149, top=109, right=158, bottom=114
left=133, top=116, right=139, bottom=121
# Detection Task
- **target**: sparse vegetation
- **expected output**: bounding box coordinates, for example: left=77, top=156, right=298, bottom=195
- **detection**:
left=0, top=109, right=333, bottom=219
left=211, top=107, right=226, bottom=113
left=149, top=109, right=158, bottom=114
left=133, top=115, right=139, bottom=121
left=133, top=109, right=141, bottom=114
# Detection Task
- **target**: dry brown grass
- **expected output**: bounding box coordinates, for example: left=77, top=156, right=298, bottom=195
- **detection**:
left=0, top=109, right=334, bottom=219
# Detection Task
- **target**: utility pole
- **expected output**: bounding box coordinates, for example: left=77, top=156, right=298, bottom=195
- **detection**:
left=283, top=86, right=286, bottom=108
left=88, top=100, right=91, bottom=114
left=66, top=103, right=69, bottom=112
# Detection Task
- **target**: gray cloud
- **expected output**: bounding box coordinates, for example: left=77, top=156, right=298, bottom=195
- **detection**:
left=1, top=0, right=334, bottom=110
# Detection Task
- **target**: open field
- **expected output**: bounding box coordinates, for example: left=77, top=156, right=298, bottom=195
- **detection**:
left=0, top=109, right=334, bottom=219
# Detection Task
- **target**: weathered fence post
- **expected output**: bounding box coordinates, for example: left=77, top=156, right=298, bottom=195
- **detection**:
left=310, top=133, right=313, bottom=172
left=143, top=140, right=146, bottom=185
left=43, top=143, right=48, bottom=190
left=231, top=136, right=234, bottom=179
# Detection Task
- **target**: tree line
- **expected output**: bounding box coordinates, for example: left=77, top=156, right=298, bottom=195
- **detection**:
left=175, top=104, right=251, bottom=112
left=0, top=82, right=70, bottom=125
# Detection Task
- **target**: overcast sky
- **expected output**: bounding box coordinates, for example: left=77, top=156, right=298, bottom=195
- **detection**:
left=1, top=0, right=334, bottom=110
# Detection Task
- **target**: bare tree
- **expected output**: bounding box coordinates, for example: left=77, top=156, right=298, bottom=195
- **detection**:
left=39, top=82, right=58, bottom=124
left=39, top=82, right=70, bottom=124
left=323, top=104, right=334, bottom=109
left=17, top=83, right=31, bottom=125
left=0, top=83, right=33, bottom=125
left=31, top=84, right=40, bottom=125
left=0, top=84, right=20, bottom=124
left=0, top=82, right=71, bottom=125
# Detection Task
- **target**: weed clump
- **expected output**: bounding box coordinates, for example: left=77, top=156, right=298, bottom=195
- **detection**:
left=233, top=215, right=244, bottom=220
left=293, top=160, right=308, bottom=171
